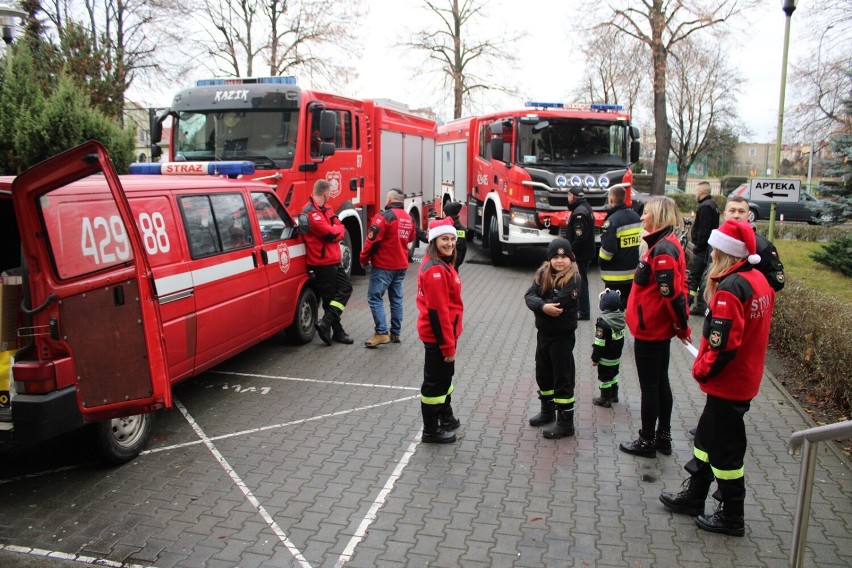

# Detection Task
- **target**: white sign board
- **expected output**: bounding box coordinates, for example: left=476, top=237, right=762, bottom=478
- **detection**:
left=749, top=178, right=801, bottom=204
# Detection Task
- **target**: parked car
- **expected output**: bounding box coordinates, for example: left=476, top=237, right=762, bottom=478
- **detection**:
left=727, top=183, right=826, bottom=224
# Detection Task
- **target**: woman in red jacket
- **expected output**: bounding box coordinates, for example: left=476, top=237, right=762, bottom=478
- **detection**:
left=417, top=217, right=464, bottom=444
left=621, top=196, right=691, bottom=458
left=659, top=220, right=775, bottom=537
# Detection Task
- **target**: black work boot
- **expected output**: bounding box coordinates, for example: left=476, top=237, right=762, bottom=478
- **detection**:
left=543, top=407, right=575, bottom=439
left=421, top=403, right=456, bottom=444
left=529, top=398, right=556, bottom=427
left=619, top=430, right=656, bottom=457
left=592, top=385, right=618, bottom=408
left=439, top=395, right=461, bottom=431
left=655, top=427, right=672, bottom=455
left=315, top=317, right=332, bottom=346
left=696, top=501, right=745, bottom=537
left=331, top=321, right=354, bottom=345
left=660, top=477, right=711, bottom=516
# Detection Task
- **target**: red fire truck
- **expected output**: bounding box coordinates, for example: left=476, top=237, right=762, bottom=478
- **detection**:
left=152, top=76, right=436, bottom=273
left=434, top=102, right=640, bottom=265
left=0, top=141, right=315, bottom=463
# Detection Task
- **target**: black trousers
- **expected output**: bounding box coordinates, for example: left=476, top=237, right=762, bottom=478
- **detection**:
left=311, top=264, right=353, bottom=329
left=421, top=343, right=454, bottom=406
left=576, top=259, right=590, bottom=317
left=687, top=394, right=751, bottom=503
left=534, top=330, right=576, bottom=405
left=687, top=246, right=711, bottom=307
left=634, top=338, right=673, bottom=435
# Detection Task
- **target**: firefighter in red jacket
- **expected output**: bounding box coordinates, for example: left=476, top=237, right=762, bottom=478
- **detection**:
left=622, top=196, right=691, bottom=458
left=416, top=217, right=464, bottom=444
left=360, top=189, right=416, bottom=348
left=301, top=179, right=353, bottom=345
left=660, top=220, right=775, bottom=537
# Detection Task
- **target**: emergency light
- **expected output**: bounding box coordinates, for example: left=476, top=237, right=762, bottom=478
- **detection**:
left=590, top=104, right=624, bottom=112
left=196, top=76, right=297, bottom=87
left=129, top=161, right=256, bottom=176
left=525, top=101, right=565, bottom=109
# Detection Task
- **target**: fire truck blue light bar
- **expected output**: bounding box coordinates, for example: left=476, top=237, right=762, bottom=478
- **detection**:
left=590, top=104, right=624, bottom=112
left=525, top=101, right=565, bottom=108
left=196, top=76, right=297, bottom=87
left=129, top=162, right=256, bottom=176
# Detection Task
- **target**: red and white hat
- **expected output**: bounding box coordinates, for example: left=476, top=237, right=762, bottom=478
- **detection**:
left=428, top=217, right=457, bottom=242
left=708, top=220, right=761, bottom=264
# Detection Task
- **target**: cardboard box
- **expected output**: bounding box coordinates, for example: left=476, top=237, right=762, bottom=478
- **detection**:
left=0, top=284, right=21, bottom=352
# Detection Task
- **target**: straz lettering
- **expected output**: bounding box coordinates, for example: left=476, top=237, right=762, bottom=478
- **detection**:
left=214, top=89, right=249, bottom=103
left=750, top=293, right=772, bottom=319
left=619, top=234, right=641, bottom=247
left=164, top=163, right=204, bottom=174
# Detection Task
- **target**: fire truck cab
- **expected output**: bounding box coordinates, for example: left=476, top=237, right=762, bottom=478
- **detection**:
left=154, top=77, right=436, bottom=274
left=0, top=141, right=315, bottom=463
left=435, top=103, right=640, bottom=265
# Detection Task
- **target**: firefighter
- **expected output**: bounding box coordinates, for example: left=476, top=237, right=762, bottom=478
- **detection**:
left=441, top=201, right=467, bottom=270
left=687, top=181, right=720, bottom=315
left=591, top=288, right=624, bottom=408
left=301, top=179, right=354, bottom=345
left=598, top=185, right=641, bottom=310
left=417, top=217, right=464, bottom=443
left=660, top=220, right=775, bottom=537
left=562, top=186, right=594, bottom=320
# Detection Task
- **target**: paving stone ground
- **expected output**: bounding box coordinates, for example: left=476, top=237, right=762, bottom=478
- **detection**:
left=0, top=243, right=849, bottom=567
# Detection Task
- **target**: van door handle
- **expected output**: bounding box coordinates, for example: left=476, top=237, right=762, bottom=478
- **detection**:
left=260, top=249, right=269, bottom=265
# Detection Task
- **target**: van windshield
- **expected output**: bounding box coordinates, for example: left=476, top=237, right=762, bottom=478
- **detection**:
left=175, top=110, right=299, bottom=169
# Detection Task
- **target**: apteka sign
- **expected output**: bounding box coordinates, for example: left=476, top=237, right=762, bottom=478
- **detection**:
left=748, top=178, right=801, bottom=204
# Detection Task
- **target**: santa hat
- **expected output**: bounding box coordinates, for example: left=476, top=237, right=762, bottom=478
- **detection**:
left=428, top=217, right=457, bottom=242
left=708, top=220, right=761, bottom=265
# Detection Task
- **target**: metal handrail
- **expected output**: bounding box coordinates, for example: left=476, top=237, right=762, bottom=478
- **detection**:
left=787, top=420, right=852, bottom=568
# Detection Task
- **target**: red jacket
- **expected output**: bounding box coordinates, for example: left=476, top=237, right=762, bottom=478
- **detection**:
left=626, top=227, right=690, bottom=341
left=301, top=197, right=344, bottom=266
left=417, top=256, right=464, bottom=357
left=359, top=203, right=415, bottom=270
left=693, top=262, right=775, bottom=401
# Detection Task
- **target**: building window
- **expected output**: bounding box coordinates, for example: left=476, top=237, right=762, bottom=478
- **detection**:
left=749, top=148, right=757, bottom=157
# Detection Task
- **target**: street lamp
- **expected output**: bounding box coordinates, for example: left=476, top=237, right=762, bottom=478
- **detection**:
left=806, top=24, right=834, bottom=193
left=0, top=2, right=25, bottom=45
left=769, top=0, right=797, bottom=243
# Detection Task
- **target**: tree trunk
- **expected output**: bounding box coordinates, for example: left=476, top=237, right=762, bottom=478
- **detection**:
left=677, top=167, right=688, bottom=191
left=650, top=3, right=669, bottom=196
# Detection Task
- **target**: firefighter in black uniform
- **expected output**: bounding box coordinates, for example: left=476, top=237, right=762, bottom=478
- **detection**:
left=598, top=185, right=642, bottom=310
left=687, top=181, right=720, bottom=315
left=562, top=187, right=595, bottom=320
left=591, top=288, right=625, bottom=407
left=441, top=201, right=467, bottom=270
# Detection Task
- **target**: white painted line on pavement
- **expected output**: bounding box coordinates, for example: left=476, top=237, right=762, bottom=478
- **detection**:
left=174, top=399, right=314, bottom=568
left=143, top=395, right=419, bottom=455
left=334, top=435, right=421, bottom=568
left=0, top=543, right=156, bottom=567
left=210, top=370, right=420, bottom=390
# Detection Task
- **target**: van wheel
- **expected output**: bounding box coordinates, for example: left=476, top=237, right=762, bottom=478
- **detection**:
left=94, top=412, right=154, bottom=465
left=285, top=287, right=318, bottom=344
left=748, top=208, right=758, bottom=223
left=488, top=216, right=505, bottom=266
left=339, top=229, right=356, bottom=276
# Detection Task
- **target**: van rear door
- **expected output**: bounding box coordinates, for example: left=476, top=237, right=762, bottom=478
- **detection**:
left=12, top=141, right=171, bottom=421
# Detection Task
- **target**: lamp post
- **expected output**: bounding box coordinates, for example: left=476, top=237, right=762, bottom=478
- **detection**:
left=0, top=2, right=25, bottom=45
left=769, top=0, right=797, bottom=243
left=806, top=24, right=834, bottom=194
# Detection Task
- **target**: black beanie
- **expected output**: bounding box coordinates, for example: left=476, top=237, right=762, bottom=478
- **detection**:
left=546, top=237, right=574, bottom=261
left=443, top=201, right=462, bottom=218
left=599, top=288, right=622, bottom=312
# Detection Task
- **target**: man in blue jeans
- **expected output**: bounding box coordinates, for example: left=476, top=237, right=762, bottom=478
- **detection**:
left=359, top=190, right=416, bottom=347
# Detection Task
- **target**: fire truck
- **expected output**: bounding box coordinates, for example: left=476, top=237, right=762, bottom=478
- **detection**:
left=152, top=76, right=436, bottom=274
left=0, top=141, right=316, bottom=463
left=434, top=102, right=640, bottom=265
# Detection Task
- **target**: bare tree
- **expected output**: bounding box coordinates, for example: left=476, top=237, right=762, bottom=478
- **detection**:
left=667, top=36, right=740, bottom=189
left=192, top=0, right=362, bottom=84
left=594, top=1, right=749, bottom=195
left=573, top=25, right=647, bottom=117
left=401, top=0, right=521, bottom=119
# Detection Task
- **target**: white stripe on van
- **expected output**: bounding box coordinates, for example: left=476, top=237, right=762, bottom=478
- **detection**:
left=192, top=255, right=256, bottom=286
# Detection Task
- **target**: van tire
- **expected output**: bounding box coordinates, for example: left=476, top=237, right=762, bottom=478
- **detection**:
left=285, top=287, right=318, bottom=344
left=93, top=412, right=154, bottom=465
left=488, top=216, right=505, bottom=266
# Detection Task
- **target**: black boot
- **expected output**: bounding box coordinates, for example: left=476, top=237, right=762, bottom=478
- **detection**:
left=331, top=322, right=354, bottom=345
left=439, top=395, right=461, bottom=431
left=655, top=427, right=672, bottom=455
left=696, top=501, right=745, bottom=537
left=315, top=317, right=332, bottom=346
left=660, top=477, right=711, bottom=516
left=619, top=430, right=656, bottom=457
left=421, top=403, right=456, bottom=444
left=543, top=406, right=575, bottom=439
left=529, top=398, right=556, bottom=427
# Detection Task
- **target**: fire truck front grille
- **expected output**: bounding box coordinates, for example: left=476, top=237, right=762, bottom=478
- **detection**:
left=548, top=195, right=568, bottom=208
left=586, top=195, right=608, bottom=209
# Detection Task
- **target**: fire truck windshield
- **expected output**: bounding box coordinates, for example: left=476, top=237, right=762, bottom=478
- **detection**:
left=175, top=110, right=299, bottom=169
left=517, top=120, right=627, bottom=169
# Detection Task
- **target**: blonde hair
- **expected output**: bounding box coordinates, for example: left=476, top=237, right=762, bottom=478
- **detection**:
left=643, top=196, right=682, bottom=233
left=703, top=249, right=743, bottom=304
left=534, top=259, right=578, bottom=297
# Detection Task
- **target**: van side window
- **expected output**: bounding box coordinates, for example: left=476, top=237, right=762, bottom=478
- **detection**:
left=251, top=192, right=295, bottom=242
left=180, top=193, right=252, bottom=258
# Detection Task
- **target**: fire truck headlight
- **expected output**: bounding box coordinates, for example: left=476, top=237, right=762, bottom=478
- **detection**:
left=510, top=209, right=537, bottom=227
left=584, top=175, right=596, bottom=188
left=599, top=176, right=610, bottom=189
